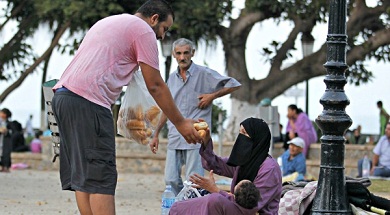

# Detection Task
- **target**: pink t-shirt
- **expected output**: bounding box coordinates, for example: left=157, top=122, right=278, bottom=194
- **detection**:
left=54, top=14, right=159, bottom=109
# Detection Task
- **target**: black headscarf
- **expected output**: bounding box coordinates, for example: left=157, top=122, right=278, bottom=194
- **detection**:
left=227, top=118, right=271, bottom=184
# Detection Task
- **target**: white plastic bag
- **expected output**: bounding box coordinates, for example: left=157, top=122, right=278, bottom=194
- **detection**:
left=176, top=181, right=210, bottom=201
left=117, top=70, right=162, bottom=145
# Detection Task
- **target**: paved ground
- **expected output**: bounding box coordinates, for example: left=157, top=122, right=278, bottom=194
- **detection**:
left=1, top=169, right=389, bottom=215
left=0, top=170, right=165, bottom=215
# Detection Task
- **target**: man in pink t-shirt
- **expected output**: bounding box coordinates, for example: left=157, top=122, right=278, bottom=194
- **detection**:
left=51, top=1, right=201, bottom=214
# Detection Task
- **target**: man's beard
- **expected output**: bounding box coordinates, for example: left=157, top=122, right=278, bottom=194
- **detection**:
left=152, top=23, right=162, bottom=40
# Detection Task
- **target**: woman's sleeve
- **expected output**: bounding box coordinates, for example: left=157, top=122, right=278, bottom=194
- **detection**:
left=253, top=160, right=282, bottom=212
left=200, top=139, right=235, bottom=178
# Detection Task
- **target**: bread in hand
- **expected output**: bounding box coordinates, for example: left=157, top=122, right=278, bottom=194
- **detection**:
left=194, top=122, right=208, bottom=131
left=198, top=129, right=206, bottom=138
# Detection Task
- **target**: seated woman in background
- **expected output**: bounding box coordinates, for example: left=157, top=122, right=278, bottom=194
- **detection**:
left=169, top=117, right=282, bottom=215
left=285, top=104, right=317, bottom=158
left=30, top=131, right=43, bottom=153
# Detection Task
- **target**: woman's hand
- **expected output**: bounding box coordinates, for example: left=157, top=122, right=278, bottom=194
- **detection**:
left=189, top=170, right=220, bottom=193
left=196, top=118, right=211, bottom=145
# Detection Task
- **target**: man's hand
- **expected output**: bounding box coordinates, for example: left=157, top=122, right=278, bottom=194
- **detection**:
left=149, top=136, right=159, bottom=154
left=189, top=170, right=220, bottom=193
left=176, top=118, right=202, bottom=144
left=198, top=94, right=214, bottom=109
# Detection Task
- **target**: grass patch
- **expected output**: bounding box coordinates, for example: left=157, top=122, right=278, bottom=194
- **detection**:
left=368, top=179, right=390, bottom=194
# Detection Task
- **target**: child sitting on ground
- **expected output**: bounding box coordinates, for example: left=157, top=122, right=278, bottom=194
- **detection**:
left=233, top=179, right=260, bottom=209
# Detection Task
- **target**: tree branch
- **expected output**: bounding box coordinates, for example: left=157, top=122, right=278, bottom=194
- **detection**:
left=347, top=28, right=390, bottom=64
left=231, top=11, right=265, bottom=38
left=0, top=21, right=71, bottom=103
left=0, top=0, right=28, bottom=32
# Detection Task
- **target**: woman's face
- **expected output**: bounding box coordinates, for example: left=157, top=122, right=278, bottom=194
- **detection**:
left=239, top=125, right=250, bottom=138
left=287, top=108, right=296, bottom=119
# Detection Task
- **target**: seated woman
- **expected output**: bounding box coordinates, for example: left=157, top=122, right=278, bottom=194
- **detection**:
left=169, top=117, right=282, bottom=215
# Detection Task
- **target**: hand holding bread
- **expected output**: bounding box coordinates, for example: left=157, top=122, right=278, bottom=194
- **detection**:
left=193, top=122, right=209, bottom=138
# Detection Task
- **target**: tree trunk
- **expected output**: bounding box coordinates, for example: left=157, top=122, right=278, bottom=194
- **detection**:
left=224, top=98, right=259, bottom=141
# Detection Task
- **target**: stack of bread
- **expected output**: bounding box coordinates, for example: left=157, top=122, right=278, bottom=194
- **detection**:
left=117, top=104, right=161, bottom=145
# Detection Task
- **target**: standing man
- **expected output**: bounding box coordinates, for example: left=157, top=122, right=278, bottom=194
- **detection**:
left=377, top=101, right=389, bottom=136
left=149, top=38, right=241, bottom=195
left=25, top=114, right=34, bottom=138
left=51, top=1, right=201, bottom=215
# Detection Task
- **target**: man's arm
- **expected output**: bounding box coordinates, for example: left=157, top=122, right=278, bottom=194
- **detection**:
left=140, top=62, right=200, bottom=144
left=371, top=153, right=380, bottom=175
left=149, top=114, right=168, bottom=154
left=372, top=154, right=379, bottom=168
left=198, top=86, right=240, bottom=109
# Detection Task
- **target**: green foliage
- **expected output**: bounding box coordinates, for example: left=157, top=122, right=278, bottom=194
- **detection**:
left=1, top=0, right=389, bottom=98
left=346, top=62, right=374, bottom=86
left=170, top=0, right=233, bottom=43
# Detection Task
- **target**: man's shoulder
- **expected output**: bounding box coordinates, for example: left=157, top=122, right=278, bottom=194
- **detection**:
left=191, top=63, right=218, bottom=73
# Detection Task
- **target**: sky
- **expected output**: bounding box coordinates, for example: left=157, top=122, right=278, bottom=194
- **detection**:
left=0, top=0, right=388, bottom=135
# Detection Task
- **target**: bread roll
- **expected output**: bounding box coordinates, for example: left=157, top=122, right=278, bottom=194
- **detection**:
left=129, top=129, right=147, bottom=141
left=194, top=122, right=208, bottom=131
left=126, top=119, right=145, bottom=130
left=134, top=104, right=144, bottom=120
left=145, top=128, right=153, bottom=137
left=198, top=130, right=206, bottom=138
left=145, top=105, right=161, bottom=122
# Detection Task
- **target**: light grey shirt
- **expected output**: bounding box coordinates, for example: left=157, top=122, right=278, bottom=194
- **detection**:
left=166, top=62, right=241, bottom=150
left=373, top=136, right=390, bottom=168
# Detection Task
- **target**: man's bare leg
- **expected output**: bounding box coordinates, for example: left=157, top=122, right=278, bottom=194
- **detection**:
left=90, top=193, right=115, bottom=215
left=75, top=191, right=115, bottom=215
left=75, top=191, right=93, bottom=215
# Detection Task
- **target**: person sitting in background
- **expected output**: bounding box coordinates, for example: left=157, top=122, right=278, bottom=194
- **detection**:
left=348, top=125, right=366, bottom=145
left=11, top=120, right=29, bottom=152
left=357, top=122, right=390, bottom=178
left=280, top=137, right=306, bottom=182
left=285, top=104, right=317, bottom=158
left=30, top=131, right=43, bottom=153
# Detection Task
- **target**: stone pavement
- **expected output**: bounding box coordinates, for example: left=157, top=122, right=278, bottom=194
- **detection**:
left=0, top=169, right=165, bottom=215
left=1, top=169, right=389, bottom=215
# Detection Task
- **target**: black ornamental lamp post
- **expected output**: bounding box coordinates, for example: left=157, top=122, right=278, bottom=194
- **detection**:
left=301, top=32, right=315, bottom=115
left=311, top=0, right=352, bottom=214
left=160, top=35, right=173, bottom=82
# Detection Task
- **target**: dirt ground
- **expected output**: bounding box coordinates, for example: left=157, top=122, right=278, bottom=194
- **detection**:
left=1, top=169, right=389, bottom=215
left=0, top=170, right=165, bottom=215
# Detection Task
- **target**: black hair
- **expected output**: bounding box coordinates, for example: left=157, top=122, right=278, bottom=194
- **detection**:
left=377, top=101, right=383, bottom=107
left=234, top=181, right=260, bottom=209
left=1, top=108, right=12, bottom=119
left=136, top=0, right=174, bottom=22
left=35, top=130, right=43, bottom=139
left=288, top=104, right=303, bottom=114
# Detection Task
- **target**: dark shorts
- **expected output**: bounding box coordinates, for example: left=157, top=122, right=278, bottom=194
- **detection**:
left=52, top=89, right=117, bottom=195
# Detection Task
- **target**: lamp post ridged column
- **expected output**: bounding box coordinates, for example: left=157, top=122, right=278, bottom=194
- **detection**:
left=311, top=0, right=352, bottom=214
